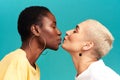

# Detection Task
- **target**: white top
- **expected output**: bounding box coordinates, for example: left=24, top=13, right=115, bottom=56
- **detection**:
left=75, top=60, right=120, bottom=80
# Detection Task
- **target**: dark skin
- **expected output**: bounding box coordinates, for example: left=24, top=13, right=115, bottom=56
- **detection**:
left=21, top=12, right=61, bottom=69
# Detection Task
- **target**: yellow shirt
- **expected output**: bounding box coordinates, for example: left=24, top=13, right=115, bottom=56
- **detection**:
left=0, top=49, right=40, bottom=80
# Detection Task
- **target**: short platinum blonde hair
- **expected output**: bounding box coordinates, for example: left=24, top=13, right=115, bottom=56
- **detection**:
left=80, top=19, right=114, bottom=57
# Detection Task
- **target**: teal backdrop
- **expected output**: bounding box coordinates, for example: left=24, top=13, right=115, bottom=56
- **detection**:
left=0, top=0, right=120, bottom=80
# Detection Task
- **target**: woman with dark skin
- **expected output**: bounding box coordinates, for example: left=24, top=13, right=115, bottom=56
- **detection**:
left=0, top=6, right=61, bottom=80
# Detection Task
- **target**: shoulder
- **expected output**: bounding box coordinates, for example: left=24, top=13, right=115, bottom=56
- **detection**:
left=90, top=60, right=120, bottom=80
left=0, top=49, right=28, bottom=68
left=0, top=49, right=29, bottom=79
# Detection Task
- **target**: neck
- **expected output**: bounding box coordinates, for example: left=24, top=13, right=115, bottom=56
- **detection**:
left=21, top=38, right=45, bottom=69
left=71, top=52, right=97, bottom=76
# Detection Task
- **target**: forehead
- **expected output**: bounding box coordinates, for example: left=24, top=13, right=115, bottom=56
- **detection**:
left=46, top=12, right=56, bottom=21
left=42, top=13, right=56, bottom=24
left=77, top=22, right=88, bottom=30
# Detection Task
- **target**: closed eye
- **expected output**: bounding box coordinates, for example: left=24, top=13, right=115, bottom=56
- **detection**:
left=73, top=29, right=77, bottom=33
left=52, top=24, right=56, bottom=29
left=53, top=26, right=56, bottom=28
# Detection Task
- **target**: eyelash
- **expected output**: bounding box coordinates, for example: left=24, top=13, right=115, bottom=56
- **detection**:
left=52, top=26, right=56, bottom=29
left=73, top=30, right=77, bottom=33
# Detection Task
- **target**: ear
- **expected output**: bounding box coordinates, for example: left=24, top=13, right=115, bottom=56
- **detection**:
left=82, top=41, right=94, bottom=50
left=31, top=25, right=41, bottom=36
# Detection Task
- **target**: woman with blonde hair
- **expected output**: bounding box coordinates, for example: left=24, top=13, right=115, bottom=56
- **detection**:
left=62, top=19, right=120, bottom=80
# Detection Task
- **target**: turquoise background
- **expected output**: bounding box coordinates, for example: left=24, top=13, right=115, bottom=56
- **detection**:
left=0, top=0, right=120, bottom=80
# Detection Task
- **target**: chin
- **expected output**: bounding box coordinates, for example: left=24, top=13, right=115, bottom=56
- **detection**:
left=62, top=44, right=67, bottom=50
left=50, top=46, right=59, bottom=51
left=54, top=43, right=62, bottom=50
left=62, top=44, right=71, bottom=53
left=54, top=48, right=59, bottom=51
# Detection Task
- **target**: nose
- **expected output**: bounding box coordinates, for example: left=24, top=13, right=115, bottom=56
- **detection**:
left=56, top=28, right=61, bottom=36
left=66, top=29, right=74, bottom=36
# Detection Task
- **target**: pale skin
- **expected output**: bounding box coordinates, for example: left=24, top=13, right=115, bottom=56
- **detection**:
left=62, top=23, right=98, bottom=76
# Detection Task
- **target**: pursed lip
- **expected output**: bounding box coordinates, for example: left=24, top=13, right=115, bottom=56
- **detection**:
left=63, top=38, right=66, bottom=41
left=58, top=38, right=62, bottom=44
left=63, top=36, right=67, bottom=41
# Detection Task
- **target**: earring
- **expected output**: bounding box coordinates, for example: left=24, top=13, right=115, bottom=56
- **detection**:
left=79, top=53, right=82, bottom=56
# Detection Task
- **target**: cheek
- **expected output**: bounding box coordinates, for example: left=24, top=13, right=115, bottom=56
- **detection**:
left=72, top=43, right=82, bottom=51
left=43, top=29, right=56, bottom=39
left=64, top=36, right=83, bottom=52
left=43, top=29, right=58, bottom=48
left=47, top=32, right=57, bottom=44
left=63, top=40, right=82, bottom=52
left=69, top=35, right=80, bottom=43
